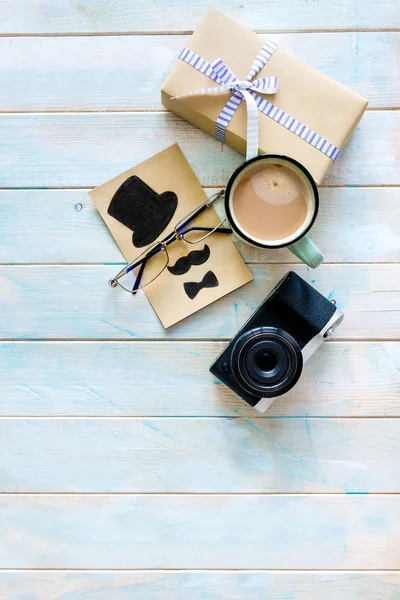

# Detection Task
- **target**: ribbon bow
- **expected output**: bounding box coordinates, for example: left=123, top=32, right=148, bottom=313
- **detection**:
left=174, top=43, right=278, bottom=160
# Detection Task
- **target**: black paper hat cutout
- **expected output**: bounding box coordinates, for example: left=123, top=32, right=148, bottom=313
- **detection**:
left=107, top=175, right=178, bottom=248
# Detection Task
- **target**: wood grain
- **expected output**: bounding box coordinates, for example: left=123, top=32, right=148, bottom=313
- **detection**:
left=0, top=0, right=399, bottom=586
left=1, top=571, right=399, bottom=600
left=0, top=0, right=398, bottom=33
left=0, top=112, right=398, bottom=188
left=1, top=341, right=398, bottom=417
left=0, top=264, right=398, bottom=340
left=1, top=417, right=399, bottom=493
left=1, top=187, right=398, bottom=264
left=0, top=495, right=399, bottom=569
left=0, top=33, right=397, bottom=111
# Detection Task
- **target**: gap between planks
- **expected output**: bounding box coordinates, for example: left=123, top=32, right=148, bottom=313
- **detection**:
left=0, top=569, right=399, bottom=573
left=1, top=185, right=399, bottom=191
left=0, top=492, right=397, bottom=496
left=0, top=338, right=396, bottom=342
left=0, top=108, right=398, bottom=114
left=0, top=109, right=396, bottom=116
left=0, top=262, right=396, bottom=266
left=0, top=416, right=398, bottom=420
left=0, top=28, right=399, bottom=37
left=0, top=414, right=398, bottom=419
left=0, top=262, right=396, bottom=267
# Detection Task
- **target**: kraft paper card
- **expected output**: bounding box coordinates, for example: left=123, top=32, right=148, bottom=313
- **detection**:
left=89, top=144, right=253, bottom=328
left=161, top=8, right=368, bottom=185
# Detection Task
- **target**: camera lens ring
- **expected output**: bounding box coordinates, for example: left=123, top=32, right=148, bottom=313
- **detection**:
left=230, top=326, right=303, bottom=398
left=246, top=339, right=289, bottom=385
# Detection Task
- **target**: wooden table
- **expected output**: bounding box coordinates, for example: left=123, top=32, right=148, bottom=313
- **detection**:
left=0, top=1, right=399, bottom=598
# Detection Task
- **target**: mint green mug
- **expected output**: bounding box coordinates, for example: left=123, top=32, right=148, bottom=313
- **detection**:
left=224, top=155, right=323, bottom=269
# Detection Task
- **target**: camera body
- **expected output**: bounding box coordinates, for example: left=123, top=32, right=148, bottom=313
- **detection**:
left=210, top=272, right=343, bottom=412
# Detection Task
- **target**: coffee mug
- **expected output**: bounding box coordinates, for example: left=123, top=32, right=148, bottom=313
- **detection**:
left=224, top=155, right=323, bottom=268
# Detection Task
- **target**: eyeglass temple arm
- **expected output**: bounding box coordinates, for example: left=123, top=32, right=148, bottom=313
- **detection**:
left=176, top=190, right=225, bottom=234
left=131, top=259, right=147, bottom=294
left=126, top=242, right=162, bottom=275
left=108, top=241, right=162, bottom=289
left=180, top=226, right=232, bottom=235
left=176, top=204, right=208, bottom=233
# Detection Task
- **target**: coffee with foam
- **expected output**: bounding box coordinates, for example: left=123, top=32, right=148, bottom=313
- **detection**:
left=231, top=159, right=314, bottom=246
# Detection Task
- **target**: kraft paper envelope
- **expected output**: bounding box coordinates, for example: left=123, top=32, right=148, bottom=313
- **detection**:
left=89, top=144, right=253, bottom=328
left=161, top=8, right=368, bottom=185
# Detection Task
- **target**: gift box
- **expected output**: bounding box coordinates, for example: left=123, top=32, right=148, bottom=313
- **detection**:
left=161, top=8, right=368, bottom=185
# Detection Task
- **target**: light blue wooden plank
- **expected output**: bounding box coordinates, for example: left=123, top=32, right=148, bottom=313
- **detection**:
left=0, top=33, right=397, bottom=111
left=0, top=189, right=124, bottom=264
left=0, top=495, right=398, bottom=568
left=1, top=187, right=399, bottom=264
left=0, top=341, right=398, bottom=417
left=0, top=112, right=397, bottom=187
left=0, top=418, right=399, bottom=493
left=1, top=571, right=399, bottom=600
left=0, top=264, right=398, bottom=340
left=0, top=0, right=398, bottom=32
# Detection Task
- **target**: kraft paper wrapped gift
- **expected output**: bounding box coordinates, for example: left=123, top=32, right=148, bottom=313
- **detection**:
left=161, top=8, right=368, bottom=185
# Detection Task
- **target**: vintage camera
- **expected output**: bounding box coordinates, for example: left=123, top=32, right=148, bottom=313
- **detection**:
left=210, top=272, right=343, bottom=412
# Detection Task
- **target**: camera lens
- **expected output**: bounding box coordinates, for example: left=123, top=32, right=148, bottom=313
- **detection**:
left=231, top=327, right=303, bottom=397
left=255, top=351, right=277, bottom=372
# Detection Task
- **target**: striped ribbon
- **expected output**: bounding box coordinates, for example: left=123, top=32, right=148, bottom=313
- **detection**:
left=175, top=45, right=340, bottom=162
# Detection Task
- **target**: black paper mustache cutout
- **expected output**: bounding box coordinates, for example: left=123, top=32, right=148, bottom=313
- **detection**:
left=184, top=270, right=219, bottom=300
left=107, top=175, right=178, bottom=248
left=167, top=244, right=211, bottom=276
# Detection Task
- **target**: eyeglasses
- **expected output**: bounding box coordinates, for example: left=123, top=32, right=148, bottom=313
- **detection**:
left=108, top=190, right=231, bottom=294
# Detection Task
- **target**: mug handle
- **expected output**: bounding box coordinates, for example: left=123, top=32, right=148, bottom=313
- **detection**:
left=288, top=235, right=323, bottom=269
